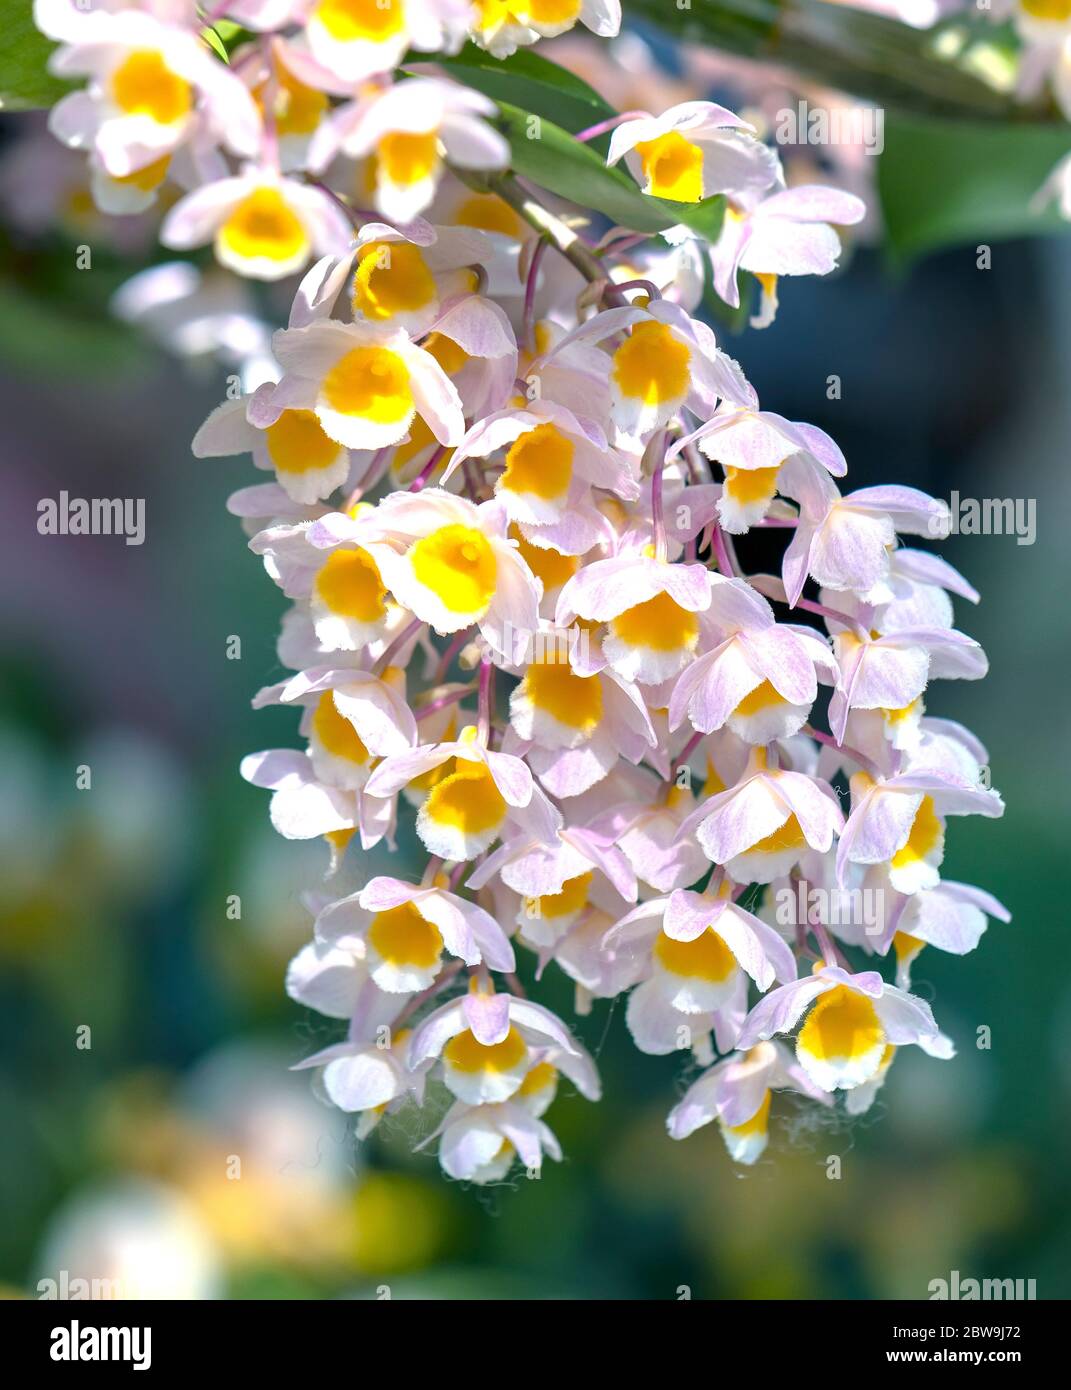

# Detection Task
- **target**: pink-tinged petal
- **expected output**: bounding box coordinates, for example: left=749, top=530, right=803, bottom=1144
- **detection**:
left=871, top=985, right=939, bottom=1044
left=846, top=484, right=949, bottom=535
left=916, top=631, right=988, bottom=681
left=781, top=519, right=818, bottom=608
left=314, top=892, right=371, bottom=949
left=664, top=889, right=719, bottom=942
left=666, top=1061, right=733, bottom=1139
left=521, top=507, right=614, bottom=558
left=285, top=940, right=362, bottom=1019
left=566, top=827, right=637, bottom=902
left=192, top=398, right=256, bottom=457
left=462, top=989, right=512, bottom=1045
left=322, top=1050, right=405, bottom=1111
left=432, top=1100, right=493, bottom=1165
left=509, top=999, right=581, bottom=1055
left=409, top=890, right=479, bottom=964
left=290, top=249, right=355, bottom=329
left=779, top=452, right=841, bottom=517
left=758, top=184, right=867, bottom=225
left=495, top=1103, right=547, bottom=1169
left=484, top=750, right=533, bottom=807
left=432, top=293, right=516, bottom=360
left=407, top=998, right=468, bottom=1066
left=837, top=785, right=921, bottom=880
left=528, top=739, right=618, bottom=799
left=240, top=748, right=310, bottom=789
left=735, top=974, right=833, bottom=1048
left=363, top=745, right=451, bottom=798
left=940, top=880, right=1010, bottom=923
left=602, top=898, right=669, bottom=950
left=744, top=626, right=818, bottom=705
left=740, top=219, right=843, bottom=278
left=689, top=777, right=786, bottom=862
left=627, top=977, right=709, bottom=1055
left=658, top=561, right=715, bottom=612
left=720, top=905, right=799, bottom=985
left=828, top=966, right=884, bottom=996
left=405, top=343, right=465, bottom=445
left=893, top=548, right=979, bottom=603
left=442, top=895, right=517, bottom=973
left=899, top=885, right=986, bottom=955
left=893, top=770, right=1003, bottom=819
left=709, top=213, right=752, bottom=308
left=674, top=639, right=759, bottom=735
left=270, top=781, right=354, bottom=839
left=508, top=783, right=564, bottom=846
left=785, top=420, right=847, bottom=477
left=845, top=639, right=931, bottom=714
left=159, top=176, right=248, bottom=248
left=811, top=506, right=896, bottom=592
left=666, top=1063, right=730, bottom=1138
left=356, top=787, right=394, bottom=851
left=462, top=835, right=525, bottom=891
left=290, top=1041, right=356, bottom=1071
left=332, top=677, right=418, bottom=756
left=718, top=1063, right=776, bottom=1129
left=555, top=555, right=648, bottom=623
left=357, top=877, right=420, bottom=912
left=482, top=543, right=540, bottom=660
left=920, top=717, right=989, bottom=767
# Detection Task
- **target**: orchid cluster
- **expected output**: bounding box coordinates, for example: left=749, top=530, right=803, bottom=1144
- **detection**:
left=31, top=0, right=1009, bottom=1183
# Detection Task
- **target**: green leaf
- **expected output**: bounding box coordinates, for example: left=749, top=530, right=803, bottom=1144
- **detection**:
left=202, top=26, right=230, bottom=63
left=435, top=44, right=616, bottom=135
left=0, top=0, right=71, bottom=111
left=877, top=116, right=1070, bottom=263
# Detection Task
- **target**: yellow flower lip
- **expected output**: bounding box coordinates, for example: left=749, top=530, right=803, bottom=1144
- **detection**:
left=315, top=0, right=407, bottom=42
left=321, top=345, right=413, bottom=424
left=635, top=130, right=704, bottom=203
left=368, top=902, right=443, bottom=970
left=110, top=49, right=192, bottom=126
left=654, top=927, right=736, bottom=982
left=314, top=546, right=388, bottom=622
left=353, top=241, right=437, bottom=321
left=611, top=320, right=691, bottom=407
left=377, top=129, right=440, bottom=188
left=265, top=409, right=341, bottom=476
left=218, top=186, right=309, bottom=271
left=410, top=524, right=498, bottom=617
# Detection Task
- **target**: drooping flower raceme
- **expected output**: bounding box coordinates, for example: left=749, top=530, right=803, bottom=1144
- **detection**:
left=30, top=0, right=1008, bottom=1182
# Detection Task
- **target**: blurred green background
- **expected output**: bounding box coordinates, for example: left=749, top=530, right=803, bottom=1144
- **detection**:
left=0, top=93, right=1068, bottom=1300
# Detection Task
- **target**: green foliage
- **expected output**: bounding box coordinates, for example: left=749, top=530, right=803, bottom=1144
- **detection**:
left=878, top=115, right=1071, bottom=262
left=0, top=0, right=70, bottom=111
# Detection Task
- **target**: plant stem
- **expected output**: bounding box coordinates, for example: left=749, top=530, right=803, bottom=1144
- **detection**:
left=481, top=172, right=628, bottom=306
